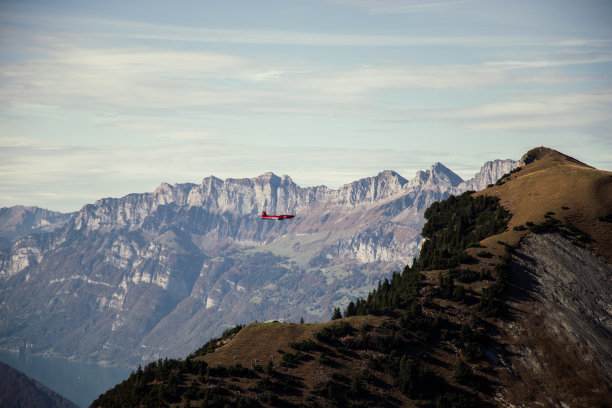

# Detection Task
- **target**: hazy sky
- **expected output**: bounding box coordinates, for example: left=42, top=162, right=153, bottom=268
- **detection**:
left=1, top=0, right=611, bottom=212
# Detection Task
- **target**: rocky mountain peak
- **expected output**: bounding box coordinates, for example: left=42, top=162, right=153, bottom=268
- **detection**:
left=520, top=146, right=592, bottom=168
left=407, top=162, right=463, bottom=190
left=376, top=170, right=408, bottom=185
left=254, top=172, right=281, bottom=185
left=430, top=162, right=464, bottom=187
left=155, top=181, right=172, bottom=192
left=154, top=182, right=175, bottom=205
left=201, top=175, right=222, bottom=185
left=336, top=170, right=409, bottom=206
left=457, top=159, right=519, bottom=191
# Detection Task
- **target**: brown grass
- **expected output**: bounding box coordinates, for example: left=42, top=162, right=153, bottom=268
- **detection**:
left=199, top=316, right=386, bottom=369
left=194, top=316, right=413, bottom=407
left=476, top=149, right=612, bottom=263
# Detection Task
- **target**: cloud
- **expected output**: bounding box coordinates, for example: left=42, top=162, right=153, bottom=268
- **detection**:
left=485, top=54, right=612, bottom=70
left=3, top=10, right=609, bottom=119
left=288, top=65, right=510, bottom=95
left=435, top=88, right=612, bottom=131
left=5, top=11, right=610, bottom=50
left=1, top=44, right=290, bottom=113
left=371, top=0, right=480, bottom=14
left=3, top=39, right=598, bottom=122
left=326, top=0, right=479, bottom=14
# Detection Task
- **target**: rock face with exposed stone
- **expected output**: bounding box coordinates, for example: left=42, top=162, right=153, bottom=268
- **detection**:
left=510, top=233, right=611, bottom=377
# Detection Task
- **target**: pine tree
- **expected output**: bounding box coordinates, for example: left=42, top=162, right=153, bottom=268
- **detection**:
left=344, top=301, right=357, bottom=317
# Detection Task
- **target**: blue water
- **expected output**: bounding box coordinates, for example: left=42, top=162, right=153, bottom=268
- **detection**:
left=0, top=351, right=133, bottom=408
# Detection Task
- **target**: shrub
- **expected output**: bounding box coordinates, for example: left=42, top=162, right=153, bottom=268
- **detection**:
left=289, top=339, right=319, bottom=352
left=315, top=321, right=353, bottom=345
left=530, top=218, right=558, bottom=232
left=476, top=250, right=492, bottom=258
left=598, top=213, right=612, bottom=223
left=453, top=361, right=473, bottom=384
left=449, top=268, right=480, bottom=283
left=280, top=350, right=311, bottom=367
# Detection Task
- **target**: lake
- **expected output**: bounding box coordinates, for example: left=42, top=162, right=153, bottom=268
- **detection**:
left=0, top=351, right=133, bottom=408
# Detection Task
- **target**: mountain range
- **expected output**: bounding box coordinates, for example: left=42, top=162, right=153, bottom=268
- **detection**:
left=0, top=159, right=516, bottom=366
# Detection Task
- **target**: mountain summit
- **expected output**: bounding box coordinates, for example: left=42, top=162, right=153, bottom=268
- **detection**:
left=430, top=162, right=463, bottom=186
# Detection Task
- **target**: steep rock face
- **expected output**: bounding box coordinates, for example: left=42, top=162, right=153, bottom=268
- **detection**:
left=0, top=159, right=515, bottom=365
left=335, top=170, right=408, bottom=206
left=502, top=233, right=612, bottom=406
left=457, top=159, right=518, bottom=191
left=510, top=233, right=612, bottom=374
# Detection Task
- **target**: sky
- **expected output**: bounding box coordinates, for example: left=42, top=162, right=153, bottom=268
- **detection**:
left=1, top=0, right=611, bottom=212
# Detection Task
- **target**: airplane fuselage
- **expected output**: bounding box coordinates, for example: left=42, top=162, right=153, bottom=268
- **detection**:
left=261, top=211, right=295, bottom=220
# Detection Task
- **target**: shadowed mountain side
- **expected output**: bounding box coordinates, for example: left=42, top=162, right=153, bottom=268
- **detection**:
left=0, top=362, right=78, bottom=408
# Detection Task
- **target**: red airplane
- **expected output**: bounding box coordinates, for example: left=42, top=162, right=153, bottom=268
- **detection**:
left=261, top=211, right=295, bottom=220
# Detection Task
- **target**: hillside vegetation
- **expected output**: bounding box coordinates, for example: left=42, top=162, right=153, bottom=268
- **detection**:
left=93, top=147, right=612, bottom=408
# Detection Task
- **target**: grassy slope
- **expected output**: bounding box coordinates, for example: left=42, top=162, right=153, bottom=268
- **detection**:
left=200, top=316, right=390, bottom=387
left=475, top=147, right=612, bottom=262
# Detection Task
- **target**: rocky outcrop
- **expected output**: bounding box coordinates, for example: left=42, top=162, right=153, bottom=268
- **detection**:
left=503, top=233, right=612, bottom=406
left=457, top=159, right=518, bottom=191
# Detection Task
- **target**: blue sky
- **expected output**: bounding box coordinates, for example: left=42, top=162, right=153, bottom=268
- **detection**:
left=1, top=0, right=611, bottom=212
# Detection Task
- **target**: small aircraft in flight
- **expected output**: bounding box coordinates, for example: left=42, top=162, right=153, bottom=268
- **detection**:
left=261, top=211, right=295, bottom=220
